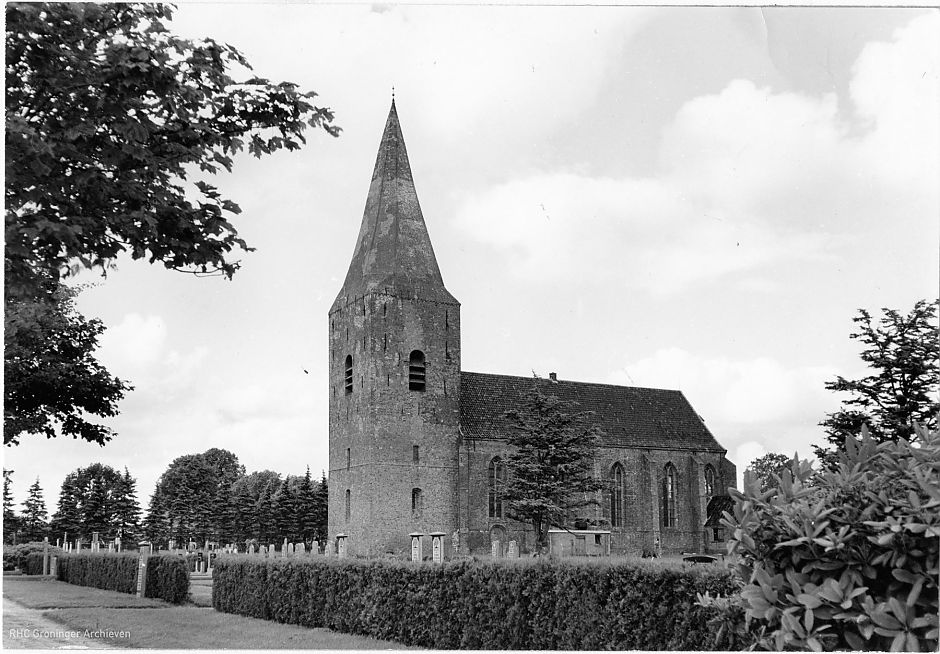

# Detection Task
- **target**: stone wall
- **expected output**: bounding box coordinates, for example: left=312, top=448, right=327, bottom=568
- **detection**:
left=328, top=290, right=461, bottom=556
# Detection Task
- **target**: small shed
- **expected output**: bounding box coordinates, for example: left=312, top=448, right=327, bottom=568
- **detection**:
left=548, top=529, right=611, bottom=557
left=703, top=495, right=735, bottom=553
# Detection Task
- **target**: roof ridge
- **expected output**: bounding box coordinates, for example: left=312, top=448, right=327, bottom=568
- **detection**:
left=459, top=369, right=681, bottom=394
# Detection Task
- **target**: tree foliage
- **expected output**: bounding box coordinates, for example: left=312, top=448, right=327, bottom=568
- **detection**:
left=744, top=452, right=793, bottom=494
left=5, top=2, right=338, bottom=292
left=50, top=462, right=140, bottom=542
left=4, top=280, right=131, bottom=445
left=4, top=3, right=338, bottom=446
left=21, top=477, right=48, bottom=541
left=816, top=300, right=939, bottom=465
left=502, top=378, right=605, bottom=552
left=3, top=469, right=22, bottom=543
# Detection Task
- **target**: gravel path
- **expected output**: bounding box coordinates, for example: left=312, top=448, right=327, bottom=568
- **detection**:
left=3, top=596, right=118, bottom=650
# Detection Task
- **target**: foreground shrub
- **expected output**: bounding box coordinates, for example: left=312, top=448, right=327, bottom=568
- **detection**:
left=705, top=425, right=939, bottom=651
left=4, top=541, right=51, bottom=571
left=145, top=554, right=190, bottom=604
left=214, top=555, right=739, bottom=650
left=56, top=552, right=190, bottom=604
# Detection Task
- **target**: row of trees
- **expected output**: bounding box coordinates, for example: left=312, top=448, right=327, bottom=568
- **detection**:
left=4, top=453, right=328, bottom=548
left=141, top=448, right=328, bottom=548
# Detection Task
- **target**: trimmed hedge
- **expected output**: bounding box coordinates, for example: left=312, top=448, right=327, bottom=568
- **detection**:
left=56, top=552, right=190, bottom=604
left=213, top=556, right=740, bottom=650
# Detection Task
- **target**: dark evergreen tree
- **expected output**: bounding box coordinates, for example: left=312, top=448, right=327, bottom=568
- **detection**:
left=272, top=477, right=298, bottom=542
left=256, top=478, right=278, bottom=544
left=112, top=467, right=141, bottom=543
left=147, top=449, right=243, bottom=545
left=3, top=469, right=21, bottom=543
left=50, top=463, right=123, bottom=540
left=815, top=300, right=939, bottom=467
left=295, top=466, right=317, bottom=542
left=142, top=489, right=169, bottom=547
left=502, top=377, right=605, bottom=553
left=21, top=477, right=48, bottom=541
left=313, top=471, right=329, bottom=543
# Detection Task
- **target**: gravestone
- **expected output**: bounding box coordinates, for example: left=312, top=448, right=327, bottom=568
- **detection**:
left=507, top=540, right=519, bottom=558
left=324, top=540, right=333, bottom=558
left=259, top=545, right=267, bottom=556
left=51, top=555, right=58, bottom=577
left=287, top=543, right=294, bottom=556
left=452, top=530, right=460, bottom=556
left=430, top=532, right=446, bottom=563
left=249, top=544, right=256, bottom=555
left=136, top=542, right=152, bottom=598
left=409, top=533, right=424, bottom=562
left=491, top=541, right=501, bottom=558
left=336, top=534, right=347, bottom=558
left=269, top=543, right=275, bottom=557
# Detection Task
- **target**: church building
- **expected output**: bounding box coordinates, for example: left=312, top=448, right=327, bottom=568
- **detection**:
left=328, top=100, right=736, bottom=557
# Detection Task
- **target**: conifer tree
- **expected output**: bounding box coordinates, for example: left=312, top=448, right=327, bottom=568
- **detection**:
left=503, top=378, right=605, bottom=553
left=815, top=300, right=939, bottom=467
left=142, top=489, right=169, bottom=547
left=272, top=477, right=297, bottom=542
left=313, top=471, right=329, bottom=543
left=296, top=466, right=317, bottom=542
left=3, top=469, right=21, bottom=543
left=21, top=478, right=48, bottom=541
left=112, top=467, right=141, bottom=543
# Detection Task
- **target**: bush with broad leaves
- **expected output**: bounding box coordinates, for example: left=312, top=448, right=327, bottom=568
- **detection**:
left=701, top=423, right=939, bottom=651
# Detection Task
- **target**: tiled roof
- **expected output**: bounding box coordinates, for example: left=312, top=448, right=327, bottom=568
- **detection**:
left=332, top=100, right=456, bottom=309
left=459, top=372, right=726, bottom=452
left=705, top=495, right=735, bottom=527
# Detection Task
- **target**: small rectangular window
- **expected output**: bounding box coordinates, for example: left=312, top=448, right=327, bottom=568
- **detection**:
left=413, top=445, right=419, bottom=464
left=346, top=448, right=350, bottom=471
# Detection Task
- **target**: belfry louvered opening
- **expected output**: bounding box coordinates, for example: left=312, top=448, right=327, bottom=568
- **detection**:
left=344, top=355, right=353, bottom=394
left=408, top=350, right=426, bottom=391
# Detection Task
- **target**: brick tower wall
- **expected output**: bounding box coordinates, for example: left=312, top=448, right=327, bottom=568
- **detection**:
left=328, top=291, right=461, bottom=557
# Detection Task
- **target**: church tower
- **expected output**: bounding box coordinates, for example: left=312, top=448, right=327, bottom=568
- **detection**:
left=328, top=101, right=461, bottom=556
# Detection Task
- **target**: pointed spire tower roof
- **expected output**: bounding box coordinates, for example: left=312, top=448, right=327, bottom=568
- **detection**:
left=333, top=100, right=457, bottom=308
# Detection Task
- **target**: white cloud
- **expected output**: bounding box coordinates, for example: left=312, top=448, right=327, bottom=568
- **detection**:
left=454, top=12, right=939, bottom=295
left=609, top=347, right=839, bottom=484
left=97, top=313, right=167, bottom=370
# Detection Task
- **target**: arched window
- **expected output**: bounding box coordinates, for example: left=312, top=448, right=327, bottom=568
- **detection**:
left=411, top=488, right=423, bottom=519
left=344, top=355, right=353, bottom=394
left=408, top=350, right=426, bottom=391
left=704, top=464, right=716, bottom=500
left=661, top=464, right=677, bottom=529
left=344, top=489, right=351, bottom=522
left=610, top=463, right=625, bottom=528
left=488, top=457, right=506, bottom=518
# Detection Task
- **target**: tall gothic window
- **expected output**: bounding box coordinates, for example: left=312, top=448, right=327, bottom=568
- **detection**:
left=344, top=355, right=353, bottom=394
left=704, top=464, right=716, bottom=500
left=344, top=489, right=351, bottom=522
left=411, top=488, right=423, bottom=519
left=610, top=463, right=625, bottom=528
left=408, top=350, right=426, bottom=391
left=488, top=457, right=506, bottom=519
left=661, top=464, right=677, bottom=529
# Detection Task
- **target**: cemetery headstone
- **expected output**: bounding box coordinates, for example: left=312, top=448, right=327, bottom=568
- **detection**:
left=297, top=542, right=306, bottom=555
left=507, top=540, right=519, bottom=558
left=269, top=544, right=275, bottom=557
left=409, top=533, right=424, bottom=562
left=286, top=543, right=294, bottom=556
left=430, top=532, right=446, bottom=563
left=491, top=541, right=500, bottom=558
left=249, top=544, right=256, bottom=555
left=336, top=534, right=347, bottom=558
left=136, top=542, right=152, bottom=598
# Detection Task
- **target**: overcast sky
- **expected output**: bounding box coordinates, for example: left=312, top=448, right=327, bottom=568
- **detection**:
left=6, top=5, right=939, bottom=519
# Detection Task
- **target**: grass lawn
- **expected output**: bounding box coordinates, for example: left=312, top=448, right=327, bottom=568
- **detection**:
left=3, top=577, right=413, bottom=650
